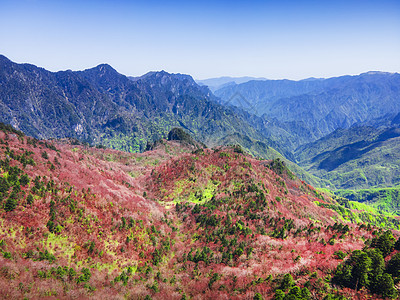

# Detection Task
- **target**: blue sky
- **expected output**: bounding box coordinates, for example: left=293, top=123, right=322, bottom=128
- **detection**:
left=0, top=0, right=399, bottom=79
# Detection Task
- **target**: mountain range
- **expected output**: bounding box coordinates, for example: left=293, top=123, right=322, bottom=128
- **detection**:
left=296, top=125, right=400, bottom=189
left=196, top=76, right=268, bottom=92
left=0, top=55, right=278, bottom=155
left=2, top=54, right=400, bottom=299
left=214, top=72, right=400, bottom=146
left=1, top=54, right=400, bottom=194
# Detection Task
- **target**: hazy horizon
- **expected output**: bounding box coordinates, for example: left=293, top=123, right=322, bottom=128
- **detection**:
left=1, top=53, right=399, bottom=82
left=1, top=0, right=399, bottom=80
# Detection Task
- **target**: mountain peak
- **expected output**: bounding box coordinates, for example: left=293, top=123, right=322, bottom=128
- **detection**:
left=88, top=63, right=119, bottom=76
left=137, top=70, right=196, bottom=86
left=77, top=63, right=130, bottom=90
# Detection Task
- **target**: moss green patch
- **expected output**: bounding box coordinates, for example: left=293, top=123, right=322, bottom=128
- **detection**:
left=104, top=239, right=120, bottom=256
left=43, top=233, right=76, bottom=262
left=94, top=260, right=126, bottom=273
left=317, top=201, right=400, bottom=230
left=347, top=201, right=379, bottom=214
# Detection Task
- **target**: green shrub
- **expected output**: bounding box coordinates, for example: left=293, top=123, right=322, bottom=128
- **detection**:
left=76, top=268, right=91, bottom=283
left=253, top=292, right=263, bottom=300
left=4, top=197, right=18, bottom=212
left=334, top=250, right=346, bottom=259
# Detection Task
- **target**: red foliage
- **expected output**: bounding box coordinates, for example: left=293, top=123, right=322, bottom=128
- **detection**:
left=0, top=134, right=393, bottom=299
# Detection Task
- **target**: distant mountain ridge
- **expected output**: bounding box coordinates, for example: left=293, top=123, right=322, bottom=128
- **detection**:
left=296, top=124, right=400, bottom=189
left=0, top=55, right=286, bottom=157
left=196, top=76, right=267, bottom=92
left=213, top=71, right=400, bottom=191
left=215, top=71, right=400, bottom=147
left=2, top=54, right=400, bottom=191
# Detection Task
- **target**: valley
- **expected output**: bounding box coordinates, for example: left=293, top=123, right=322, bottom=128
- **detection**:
left=1, top=56, right=400, bottom=299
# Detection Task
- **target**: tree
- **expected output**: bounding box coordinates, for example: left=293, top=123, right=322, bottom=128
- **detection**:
left=76, top=268, right=91, bottom=283
left=287, top=286, right=301, bottom=298
left=366, top=249, right=384, bottom=277
left=0, top=177, right=10, bottom=196
left=386, top=252, right=400, bottom=278
left=366, top=249, right=385, bottom=293
left=301, top=287, right=311, bottom=299
left=333, top=264, right=352, bottom=287
left=4, top=196, right=17, bottom=212
left=19, top=174, right=30, bottom=186
left=46, top=220, right=55, bottom=233
left=371, top=231, right=395, bottom=257
left=26, top=194, right=34, bottom=205
left=280, top=273, right=295, bottom=291
left=208, top=272, right=220, bottom=289
left=274, top=289, right=285, bottom=300
left=333, top=250, right=372, bottom=289
left=375, top=273, right=397, bottom=299
left=350, top=250, right=372, bottom=289
left=394, top=236, right=400, bottom=250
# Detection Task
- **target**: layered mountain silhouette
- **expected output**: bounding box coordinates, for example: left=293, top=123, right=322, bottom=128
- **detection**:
left=296, top=124, right=400, bottom=189
left=215, top=72, right=400, bottom=146
left=0, top=55, right=281, bottom=154
left=196, top=76, right=267, bottom=92
left=2, top=57, right=400, bottom=299
left=2, top=55, right=400, bottom=191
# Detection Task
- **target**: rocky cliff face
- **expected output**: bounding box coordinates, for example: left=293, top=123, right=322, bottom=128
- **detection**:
left=0, top=55, right=275, bottom=153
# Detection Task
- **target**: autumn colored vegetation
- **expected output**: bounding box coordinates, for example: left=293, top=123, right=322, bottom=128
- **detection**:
left=1, top=124, right=400, bottom=299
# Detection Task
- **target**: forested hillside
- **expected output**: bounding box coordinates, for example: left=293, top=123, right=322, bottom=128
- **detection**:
left=1, top=125, right=400, bottom=299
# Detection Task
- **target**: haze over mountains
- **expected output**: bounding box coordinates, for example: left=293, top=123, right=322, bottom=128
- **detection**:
left=296, top=126, right=400, bottom=189
left=3, top=55, right=400, bottom=299
left=206, top=72, right=400, bottom=191
left=0, top=55, right=277, bottom=154
left=196, top=76, right=268, bottom=92
left=1, top=54, right=400, bottom=192
left=214, top=72, right=400, bottom=142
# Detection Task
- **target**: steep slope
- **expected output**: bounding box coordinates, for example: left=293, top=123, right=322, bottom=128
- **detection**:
left=0, top=55, right=287, bottom=158
left=214, top=77, right=325, bottom=114
left=1, top=126, right=400, bottom=299
left=296, top=126, right=400, bottom=190
left=215, top=72, right=400, bottom=148
left=213, top=132, right=328, bottom=188
left=295, top=126, right=382, bottom=164
left=336, top=187, right=400, bottom=216
left=0, top=55, right=112, bottom=140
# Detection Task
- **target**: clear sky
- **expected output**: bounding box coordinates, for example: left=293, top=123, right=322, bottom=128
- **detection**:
left=0, top=0, right=399, bottom=80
